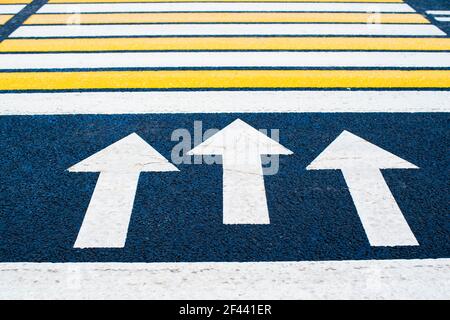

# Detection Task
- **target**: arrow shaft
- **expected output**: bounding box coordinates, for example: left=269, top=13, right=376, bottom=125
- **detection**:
left=74, top=171, right=140, bottom=248
left=342, top=168, right=418, bottom=246
left=222, top=153, right=269, bottom=224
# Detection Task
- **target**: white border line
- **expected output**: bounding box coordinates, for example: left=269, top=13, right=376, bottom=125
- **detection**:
left=0, top=259, right=449, bottom=299
left=1, top=91, right=449, bottom=115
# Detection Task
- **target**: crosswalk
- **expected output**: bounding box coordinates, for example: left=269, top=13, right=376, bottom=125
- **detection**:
left=0, top=0, right=449, bottom=91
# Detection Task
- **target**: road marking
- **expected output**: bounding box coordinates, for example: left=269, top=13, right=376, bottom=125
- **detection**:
left=426, top=10, right=450, bottom=23
left=68, top=133, right=178, bottom=248
left=2, top=37, right=450, bottom=52
left=2, top=51, right=450, bottom=69
left=0, top=0, right=31, bottom=3
left=24, top=13, right=429, bottom=24
left=1, top=91, right=449, bottom=114
left=1, top=91, right=449, bottom=113
left=0, top=259, right=448, bottom=299
left=435, top=17, right=450, bottom=22
left=426, top=10, right=450, bottom=16
left=0, top=4, right=24, bottom=13
left=1, top=70, right=450, bottom=90
left=37, top=3, right=416, bottom=14
left=188, top=119, right=292, bottom=224
left=47, top=0, right=407, bottom=3
left=0, top=0, right=448, bottom=301
left=12, top=24, right=444, bottom=37
left=0, top=14, right=12, bottom=24
left=307, top=130, right=419, bottom=247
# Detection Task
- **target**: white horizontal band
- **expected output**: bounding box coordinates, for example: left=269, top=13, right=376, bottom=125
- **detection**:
left=1, top=51, right=450, bottom=69
left=435, top=17, right=450, bottom=22
left=1, top=91, right=449, bottom=115
left=0, top=4, right=25, bottom=14
left=0, top=259, right=449, bottom=299
left=37, top=3, right=416, bottom=14
left=426, top=10, right=450, bottom=15
left=11, top=24, right=445, bottom=38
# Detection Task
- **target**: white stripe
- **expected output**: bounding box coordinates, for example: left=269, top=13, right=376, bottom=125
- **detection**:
left=0, top=259, right=448, bottom=299
left=2, top=52, right=450, bottom=69
left=0, top=4, right=25, bottom=14
left=426, top=10, right=450, bottom=15
left=37, top=3, right=416, bottom=14
left=1, top=91, right=449, bottom=115
left=11, top=24, right=445, bottom=37
left=435, top=17, right=450, bottom=22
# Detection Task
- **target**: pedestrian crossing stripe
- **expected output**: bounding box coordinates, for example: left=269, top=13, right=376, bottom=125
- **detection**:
left=23, top=13, right=430, bottom=25
left=0, top=14, right=12, bottom=24
left=9, top=24, right=445, bottom=37
left=1, top=70, right=449, bottom=91
left=2, top=37, right=450, bottom=52
left=35, top=3, right=417, bottom=13
left=2, top=52, right=450, bottom=69
left=0, top=0, right=30, bottom=4
left=0, top=4, right=24, bottom=14
left=46, top=0, right=406, bottom=3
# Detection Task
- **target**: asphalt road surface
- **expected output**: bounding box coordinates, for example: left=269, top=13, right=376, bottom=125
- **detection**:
left=0, top=0, right=449, bottom=300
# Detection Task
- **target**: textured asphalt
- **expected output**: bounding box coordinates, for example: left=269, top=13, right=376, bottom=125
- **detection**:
left=0, top=0, right=448, bottom=265
left=0, top=113, right=448, bottom=262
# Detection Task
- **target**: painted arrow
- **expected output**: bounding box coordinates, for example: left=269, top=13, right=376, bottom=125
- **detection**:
left=187, top=119, right=292, bottom=224
left=307, top=130, right=419, bottom=247
left=68, top=133, right=178, bottom=248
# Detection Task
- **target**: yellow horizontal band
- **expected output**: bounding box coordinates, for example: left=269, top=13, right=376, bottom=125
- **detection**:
left=0, top=0, right=31, bottom=3
left=1, top=70, right=449, bottom=90
left=46, top=0, right=404, bottom=3
left=0, top=14, right=12, bottom=25
left=25, top=13, right=429, bottom=24
left=2, top=37, right=450, bottom=52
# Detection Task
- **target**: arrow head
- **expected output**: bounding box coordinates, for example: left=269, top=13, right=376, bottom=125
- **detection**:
left=68, top=133, right=179, bottom=173
left=187, top=119, right=292, bottom=156
left=307, top=130, right=418, bottom=170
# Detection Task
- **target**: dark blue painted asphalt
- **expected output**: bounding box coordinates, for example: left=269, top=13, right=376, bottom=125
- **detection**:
left=0, top=113, right=448, bottom=262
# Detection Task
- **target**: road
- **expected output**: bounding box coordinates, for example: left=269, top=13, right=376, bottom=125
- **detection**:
left=0, top=0, right=449, bottom=299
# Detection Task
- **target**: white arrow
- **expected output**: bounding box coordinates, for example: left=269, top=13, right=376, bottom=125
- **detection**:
left=307, top=130, right=419, bottom=247
left=187, top=119, right=292, bottom=224
left=68, top=133, right=178, bottom=248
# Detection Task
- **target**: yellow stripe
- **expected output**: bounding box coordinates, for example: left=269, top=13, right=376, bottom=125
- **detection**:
left=0, top=70, right=448, bottom=90
left=25, top=13, right=429, bottom=24
left=2, top=37, right=450, bottom=52
left=46, top=0, right=405, bottom=3
left=0, top=14, right=12, bottom=25
left=0, top=0, right=31, bottom=3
